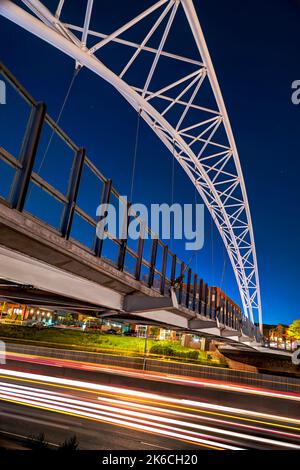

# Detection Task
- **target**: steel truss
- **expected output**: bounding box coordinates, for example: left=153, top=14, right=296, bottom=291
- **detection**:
left=0, top=0, right=263, bottom=332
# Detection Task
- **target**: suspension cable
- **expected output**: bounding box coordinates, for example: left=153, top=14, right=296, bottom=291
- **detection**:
left=194, top=184, right=199, bottom=275
left=170, top=138, right=175, bottom=252
left=130, top=109, right=141, bottom=203
left=36, top=65, right=81, bottom=176
left=210, top=212, right=215, bottom=286
left=220, top=244, right=227, bottom=292
left=171, top=141, right=175, bottom=207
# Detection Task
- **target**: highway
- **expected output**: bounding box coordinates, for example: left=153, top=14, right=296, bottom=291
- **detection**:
left=1, top=360, right=300, bottom=450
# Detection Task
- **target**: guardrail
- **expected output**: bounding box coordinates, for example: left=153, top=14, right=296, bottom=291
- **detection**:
left=0, top=63, right=261, bottom=342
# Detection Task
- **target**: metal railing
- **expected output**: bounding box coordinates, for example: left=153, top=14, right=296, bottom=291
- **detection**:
left=0, top=63, right=262, bottom=342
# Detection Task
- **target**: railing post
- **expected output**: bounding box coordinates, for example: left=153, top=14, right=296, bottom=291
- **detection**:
left=221, top=295, right=225, bottom=324
left=178, top=262, right=185, bottom=304
left=61, top=148, right=85, bottom=239
left=117, top=201, right=131, bottom=271
left=185, top=268, right=192, bottom=308
left=215, top=289, right=220, bottom=321
left=204, top=283, right=209, bottom=316
left=223, top=297, right=227, bottom=325
left=233, top=306, right=238, bottom=330
left=148, top=238, right=158, bottom=288
left=223, top=296, right=227, bottom=324
left=219, top=294, right=223, bottom=324
left=192, top=274, right=198, bottom=312
left=198, top=279, right=203, bottom=315
left=11, top=102, right=46, bottom=211
left=227, top=302, right=232, bottom=328
left=170, top=254, right=176, bottom=284
left=210, top=287, right=215, bottom=319
left=94, top=178, right=112, bottom=258
left=215, top=288, right=220, bottom=320
left=225, top=298, right=229, bottom=326
left=160, top=245, right=168, bottom=295
left=135, top=235, right=145, bottom=281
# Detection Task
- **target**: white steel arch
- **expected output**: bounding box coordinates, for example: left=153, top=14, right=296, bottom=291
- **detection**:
left=0, top=0, right=263, bottom=332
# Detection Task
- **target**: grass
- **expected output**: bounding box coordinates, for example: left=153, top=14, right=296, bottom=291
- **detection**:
left=0, top=324, right=227, bottom=367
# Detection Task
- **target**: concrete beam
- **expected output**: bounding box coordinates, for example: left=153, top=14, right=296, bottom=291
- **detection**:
left=239, top=336, right=254, bottom=343
left=0, top=245, right=122, bottom=310
left=220, top=328, right=242, bottom=338
left=124, top=293, right=177, bottom=313
left=239, top=341, right=253, bottom=347
left=199, top=327, right=221, bottom=336
left=132, top=310, right=188, bottom=329
left=225, top=336, right=240, bottom=342
left=188, top=319, right=217, bottom=330
left=123, top=291, right=190, bottom=328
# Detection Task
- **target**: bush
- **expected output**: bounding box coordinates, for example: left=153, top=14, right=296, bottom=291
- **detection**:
left=149, top=343, right=199, bottom=361
left=58, top=435, right=79, bottom=451
left=29, top=432, right=49, bottom=450
left=150, top=344, right=175, bottom=357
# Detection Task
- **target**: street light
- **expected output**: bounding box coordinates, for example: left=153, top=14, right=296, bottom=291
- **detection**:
left=143, top=325, right=149, bottom=371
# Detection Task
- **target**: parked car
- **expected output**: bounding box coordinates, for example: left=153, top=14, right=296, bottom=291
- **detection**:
left=105, top=328, right=119, bottom=335
left=29, top=321, right=47, bottom=329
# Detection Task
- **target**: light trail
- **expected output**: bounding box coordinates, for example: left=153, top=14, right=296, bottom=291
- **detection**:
left=1, top=368, right=300, bottom=425
left=0, top=382, right=299, bottom=449
left=0, top=368, right=300, bottom=449
left=0, top=388, right=236, bottom=450
left=5, top=351, right=300, bottom=402
left=98, top=397, right=300, bottom=439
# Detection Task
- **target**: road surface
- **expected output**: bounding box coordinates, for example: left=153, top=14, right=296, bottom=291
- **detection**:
left=0, top=362, right=300, bottom=450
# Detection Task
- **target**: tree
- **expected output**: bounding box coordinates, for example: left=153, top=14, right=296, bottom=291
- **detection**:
left=63, top=313, right=74, bottom=325
left=287, top=320, right=300, bottom=341
left=149, top=327, right=160, bottom=338
left=58, top=435, right=79, bottom=451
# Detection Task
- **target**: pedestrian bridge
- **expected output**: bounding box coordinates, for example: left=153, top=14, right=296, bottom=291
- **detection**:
left=0, top=62, right=261, bottom=346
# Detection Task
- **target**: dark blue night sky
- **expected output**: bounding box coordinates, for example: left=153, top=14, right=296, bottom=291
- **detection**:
left=0, top=0, right=300, bottom=325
